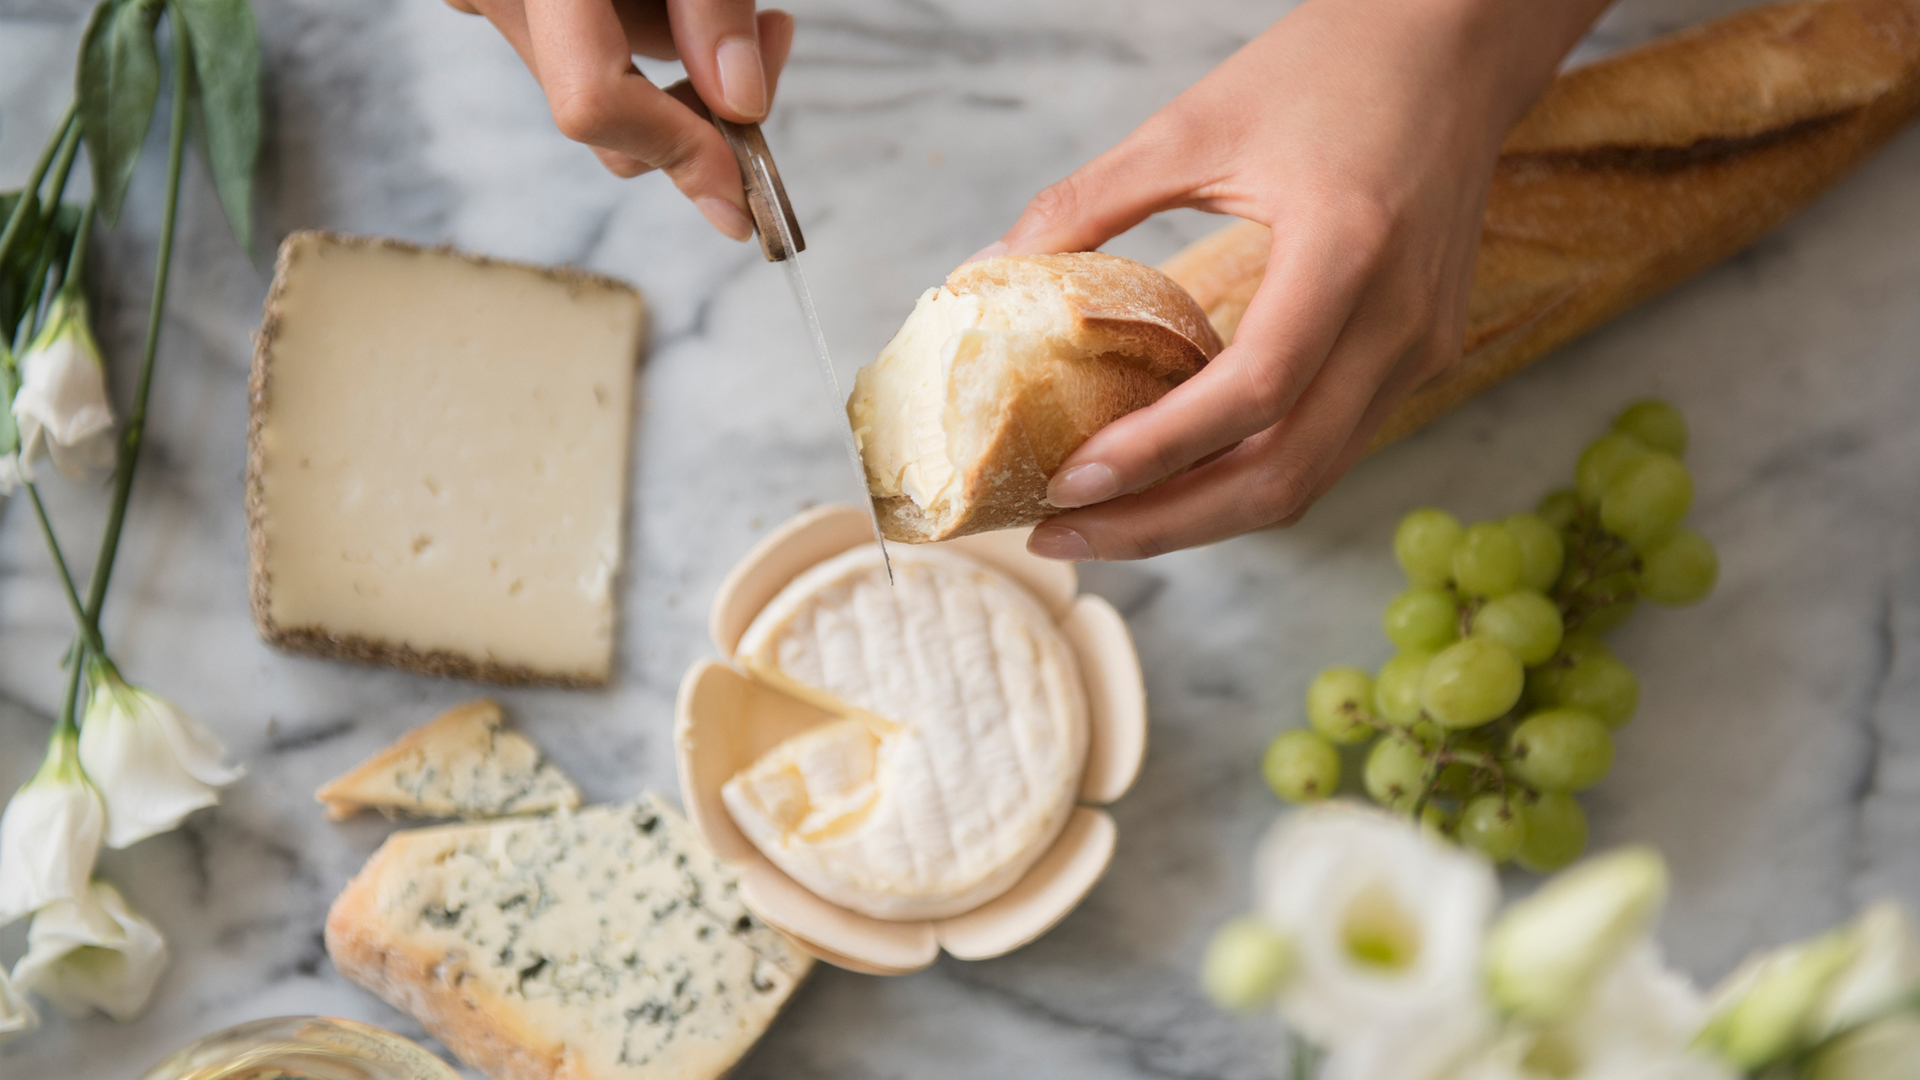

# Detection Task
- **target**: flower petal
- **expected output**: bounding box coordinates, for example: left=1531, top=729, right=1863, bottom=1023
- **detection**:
left=80, top=684, right=225, bottom=849
left=0, top=734, right=105, bottom=926
left=0, top=966, right=38, bottom=1045
left=10, top=879, right=168, bottom=1022
left=137, top=688, right=245, bottom=788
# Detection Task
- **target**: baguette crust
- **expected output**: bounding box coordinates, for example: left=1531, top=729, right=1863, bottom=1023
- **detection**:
left=247, top=231, right=645, bottom=688
left=1161, top=0, right=1920, bottom=451
left=870, top=253, right=1221, bottom=542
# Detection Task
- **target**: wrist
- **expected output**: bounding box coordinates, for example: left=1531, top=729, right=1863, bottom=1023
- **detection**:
left=1417, top=0, right=1612, bottom=129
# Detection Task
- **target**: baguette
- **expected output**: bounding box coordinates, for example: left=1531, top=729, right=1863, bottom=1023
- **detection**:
left=1161, top=0, right=1920, bottom=449
left=848, top=252, right=1221, bottom=543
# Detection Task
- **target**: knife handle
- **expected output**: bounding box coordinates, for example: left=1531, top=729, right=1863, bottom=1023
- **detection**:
left=669, top=79, right=806, bottom=263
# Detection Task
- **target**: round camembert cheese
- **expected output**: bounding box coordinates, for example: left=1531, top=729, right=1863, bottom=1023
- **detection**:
left=723, top=544, right=1088, bottom=921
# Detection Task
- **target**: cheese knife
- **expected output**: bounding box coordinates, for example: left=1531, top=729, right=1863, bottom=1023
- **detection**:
left=676, top=82, right=895, bottom=582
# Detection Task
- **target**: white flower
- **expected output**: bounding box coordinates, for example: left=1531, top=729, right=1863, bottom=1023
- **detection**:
left=1485, top=846, right=1669, bottom=1023
left=1453, top=943, right=1729, bottom=1080
left=0, top=966, right=37, bottom=1045
left=1698, top=901, right=1920, bottom=1069
left=0, top=451, right=20, bottom=496
left=1252, top=803, right=1499, bottom=1058
left=80, top=661, right=244, bottom=849
left=0, top=725, right=105, bottom=925
left=1803, top=1012, right=1920, bottom=1080
left=11, top=290, right=115, bottom=480
left=10, top=879, right=168, bottom=1022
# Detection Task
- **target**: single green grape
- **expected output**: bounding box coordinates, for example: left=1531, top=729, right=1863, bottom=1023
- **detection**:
left=1600, top=452, right=1694, bottom=550
left=1576, top=432, right=1651, bottom=505
left=1613, top=398, right=1688, bottom=457
left=1373, top=651, right=1435, bottom=724
left=1306, top=667, right=1377, bottom=744
left=1395, top=508, right=1465, bottom=587
left=1201, top=915, right=1295, bottom=1010
left=1638, top=529, right=1718, bottom=605
left=1417, top=801, right=1454, bottom=840
left=1516, top=792, right=1589, bottom=872
left=1383, top=588, right=1460, bottom=652
left=1556, top=651, right=1641, bottom=728
left=1536, top=489, right=1580, bottom=533
left=1363, top=735, right=1429, bottom=809
left=1264, top=730, right=1341, bottom=803
left=1421, top=638, right=1524, bottom=728
left=1507, top=709, right=1615, bottom=792
left=1457, top=795, right=1526, bottom=863
left=1470, top=590, right=1565, bottom=666
left=1433, top=760, right=1478, bottom=801
left=1504, top=514, right=1566, bottom=592
left=1453, top=522, right=1524, bottom=598
left=1579, top=591, right=1640, bottom=635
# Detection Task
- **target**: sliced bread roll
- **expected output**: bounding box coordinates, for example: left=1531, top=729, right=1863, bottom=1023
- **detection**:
left=848, top=253, right=1221, bottom=543
left=1162, top=0, right=1920, bottom=450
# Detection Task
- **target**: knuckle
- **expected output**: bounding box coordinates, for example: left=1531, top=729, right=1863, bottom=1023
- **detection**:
left=550, top=85, right=620, bottom=145
left=1238, top=355, right=1299, bottom=426
left=1256, top=453, right=1320, bottom=520
left=1023, top=177, right=1086, bottom=240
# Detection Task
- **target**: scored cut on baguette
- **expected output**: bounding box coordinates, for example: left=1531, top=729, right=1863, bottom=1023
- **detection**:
left=1160, top=0, right=1920, bottom=450
left=848, top=252, right=1221, bottom=543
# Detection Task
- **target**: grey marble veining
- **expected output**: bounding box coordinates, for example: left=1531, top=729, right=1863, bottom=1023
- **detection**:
left=3, top=1, right=1920, bottom=1077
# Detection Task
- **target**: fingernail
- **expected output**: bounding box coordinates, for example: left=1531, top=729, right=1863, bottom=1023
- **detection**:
left=697, top=198, right=755, bottom=242
left=962, top=241, right=1007, bottom=265
left=1028, top=525, right=1093, bottom=562
left=717, top=36, right=767, bottom=120
left=1048, top=462, right=1118, bottom=508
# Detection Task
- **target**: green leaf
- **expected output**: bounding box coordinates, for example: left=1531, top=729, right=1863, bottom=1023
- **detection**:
left=173, top=0, right=259, bottom=246
left=77, top=0, right=164, bottom=225
left=0, top=194, right=82, bottom=346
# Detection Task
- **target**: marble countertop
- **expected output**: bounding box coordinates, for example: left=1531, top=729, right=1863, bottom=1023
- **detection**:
left=4, top=0, right=1920, bottom=1076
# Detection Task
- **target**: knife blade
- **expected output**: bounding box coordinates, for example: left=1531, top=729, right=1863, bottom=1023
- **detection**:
left=692, top=97, right=895, bottom=582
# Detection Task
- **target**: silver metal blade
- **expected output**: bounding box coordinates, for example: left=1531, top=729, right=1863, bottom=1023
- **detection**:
left=771, top=243, right=896, bottom=584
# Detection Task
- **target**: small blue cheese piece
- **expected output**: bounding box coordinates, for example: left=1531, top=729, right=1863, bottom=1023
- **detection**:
left=325, top=795, right=812, bottom=1080
left=316, top=699, right=581, bottom=821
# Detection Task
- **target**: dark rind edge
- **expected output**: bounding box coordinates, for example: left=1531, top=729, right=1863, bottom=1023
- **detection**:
left=245, top=230, right=650, bottom=690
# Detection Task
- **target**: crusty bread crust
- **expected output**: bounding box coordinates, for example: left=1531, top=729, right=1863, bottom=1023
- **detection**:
left=246, top=231, right=647, bottom=688
left=1160, top=0, right=1920, bottom=451
left=875, top=253, right=1221, bottom=542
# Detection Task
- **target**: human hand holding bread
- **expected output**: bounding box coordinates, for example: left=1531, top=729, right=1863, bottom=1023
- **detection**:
left=458, top=0, right=1920, bottom=561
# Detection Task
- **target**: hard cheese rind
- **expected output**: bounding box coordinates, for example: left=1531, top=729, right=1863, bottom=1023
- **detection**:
left=724, top=544, right=1088, bottom=921
left=247, top=232, right=646, bottom=686
left=326, top=796, right=811, bottom=1080
left=315, top=699, right=581, bottom=821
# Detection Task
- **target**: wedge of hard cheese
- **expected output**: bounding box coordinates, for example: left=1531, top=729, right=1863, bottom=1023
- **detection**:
left=315, top=699, right=580, bottom=821
left=326, top=795, right=812, bottom=1080
left=247, top=232, right=647, bottom=687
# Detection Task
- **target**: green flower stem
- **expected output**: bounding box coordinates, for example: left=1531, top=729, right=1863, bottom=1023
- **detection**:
left=81, top=20, right=190, bottom=630
left=9, top=123, right=84, bottom=353
left=0, top=104, right=78, bottom=270
left=25, top=483, right=102, bottom=655
left=62, top=202, right=96, bottom=291
left=56, top=635, right=87, bottom=733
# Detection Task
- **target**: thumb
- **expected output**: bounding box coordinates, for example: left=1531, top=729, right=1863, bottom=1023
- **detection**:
left=991, top=120, right=1201, bottom=257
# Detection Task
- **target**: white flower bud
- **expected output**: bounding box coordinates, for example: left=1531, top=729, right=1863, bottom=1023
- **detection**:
left=1484, top=846, right=1668, bottom=1023
left=11, top=290, right=115, bottom=481
left=0, top=725, right=105, bottom=926
left=79, top=662, right=244, bottom=849
left=0, top=966, right=37, bottom=1045
left=10, top=879, right=168, bottom=1022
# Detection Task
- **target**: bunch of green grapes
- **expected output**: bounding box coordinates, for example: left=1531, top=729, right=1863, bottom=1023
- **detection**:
left=1262, top=399, right=1719, bottom=870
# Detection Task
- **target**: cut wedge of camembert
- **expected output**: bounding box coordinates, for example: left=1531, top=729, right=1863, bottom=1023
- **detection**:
left=723, top=544, right=1087, bottom=921
left=326, top=796, right=811, bottom=1080
left=315, top=699, right=581, bottom=821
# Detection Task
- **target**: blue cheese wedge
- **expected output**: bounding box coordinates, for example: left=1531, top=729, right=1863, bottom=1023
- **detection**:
left=316, top=699, right=581, bottom=821
left=326, top=795, right=812, bottom=1080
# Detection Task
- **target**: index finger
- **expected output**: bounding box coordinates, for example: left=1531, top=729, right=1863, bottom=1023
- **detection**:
left=1044, top=225, right=1366, bottom=509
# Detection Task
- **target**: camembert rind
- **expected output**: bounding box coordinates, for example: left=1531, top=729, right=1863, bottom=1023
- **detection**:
left=723, top=545, right=1088, bottom=922
left=325, top=796, right=811, bottom=1080
left=247, top=232, right=646, bottom=687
